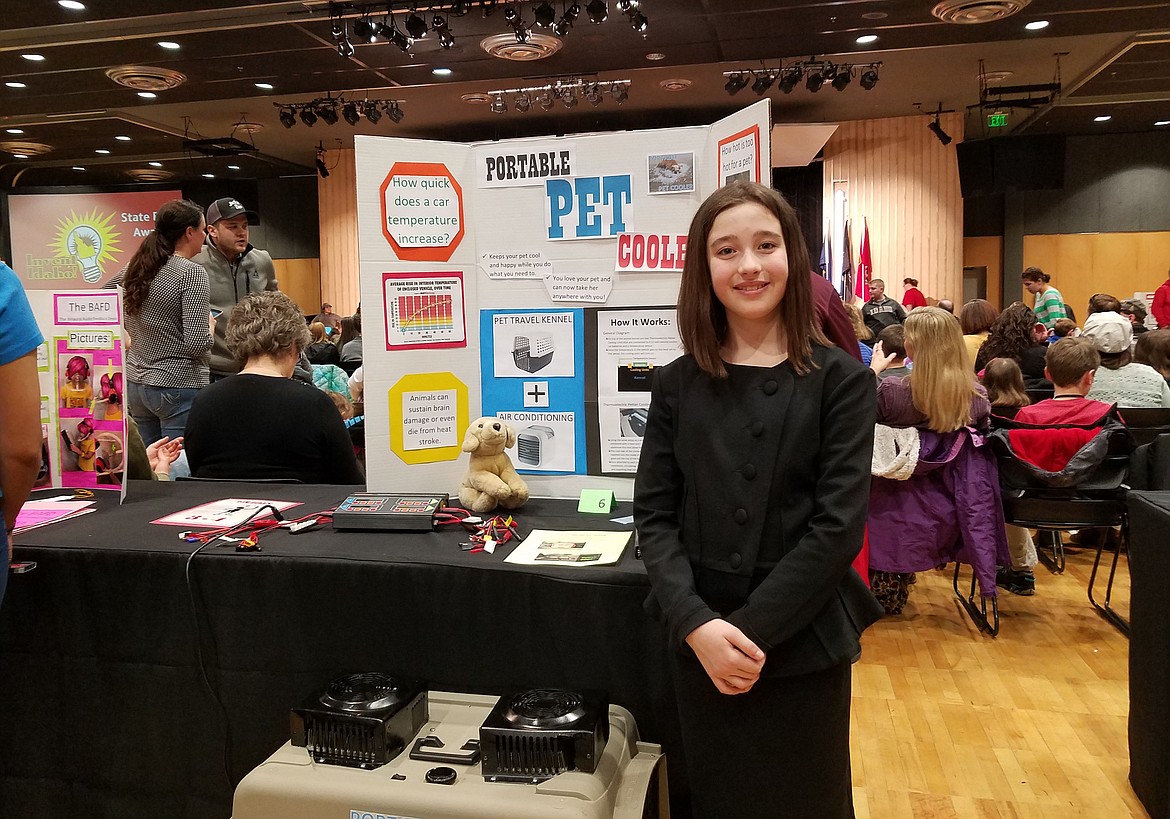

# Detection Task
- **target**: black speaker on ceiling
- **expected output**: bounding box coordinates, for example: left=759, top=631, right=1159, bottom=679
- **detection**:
left=958, top=135, right=1066, bottom=198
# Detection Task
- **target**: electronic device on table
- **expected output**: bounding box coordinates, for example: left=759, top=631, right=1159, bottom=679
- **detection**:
left=331, top=493, right=449, bottom=532
left=232, top=673, right=670, bottom=819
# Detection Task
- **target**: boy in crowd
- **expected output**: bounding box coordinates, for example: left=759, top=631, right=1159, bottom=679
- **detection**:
left=1016, top=337, right=1112, bottom=426
left=874, top=324, right=911, bottom=380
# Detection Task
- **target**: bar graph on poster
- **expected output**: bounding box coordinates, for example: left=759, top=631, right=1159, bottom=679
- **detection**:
left=382, top=271, right=467, bottom=350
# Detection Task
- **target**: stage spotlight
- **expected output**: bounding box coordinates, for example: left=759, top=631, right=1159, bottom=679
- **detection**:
left=438, top=27, right=455, bottom=48
left=514, top=23, right=531, bottom=43
left=453, top=0, right=469, bottom=15
left=562, top=88, right=578, bottom=108
left=482, top=0, right=497, bottom=14
left=318, top=103, right=338, bottom=125
left=299, top=107, right=317, bottom=126
left=778, top=66, right=802, bottom=94
left=336, top=36, right=354, bottom=57
left=390, top=26, right=411, bottom=51
left=388, top=102, right=405, bottom=123
left=832, top=67, right=851, bottom=91
left=504, top=6, right=516, bottom=21
left=586, top=0, right=608, bottom=24
left=751, top=71, right=774, bottom=95
left=617, top=0, right=633, bottom=10
left=376, top=19, right=394, bottom=39
left=724, top=72, right=747, bottom=95
left=316, top=154, right=330, bottom=178
left=515, top=92, right=532, bottom=112
left=279, top=107, right=296, bottom=128
left=331, top=20, right=343, bottom=38
left=566, top=3, right=581, bottom=20
left=342, top=102, right=361, bottom=125
left=806, top=66, right=825, bottom=92
left=554, top=18, right=571, bottom=36
left=539, top=88, right=555, bottom=110
left=585, top=83, right=603, bottom=105
left=860, top=65, right=879, bottom=90
left=611, top=82, right=628, bottom=104
left=629, top=10, right=647, bottom=31
left=490, top=94, right=507, bottom=114
left=534, top=1, right=556, bottom=27
left=405, top=11, right=428, bottom=39
left=353, top=16, right=376, bottom=42
left=928, top=116, right=952, bottom=145
left=364, top=101, right=382, bottom=124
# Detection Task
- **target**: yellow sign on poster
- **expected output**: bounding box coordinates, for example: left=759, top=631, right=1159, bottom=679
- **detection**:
left=388, top=372, right=469, bottom=465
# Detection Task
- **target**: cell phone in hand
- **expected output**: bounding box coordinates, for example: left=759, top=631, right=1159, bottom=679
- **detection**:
left=210, top=309, right=223, bottom=318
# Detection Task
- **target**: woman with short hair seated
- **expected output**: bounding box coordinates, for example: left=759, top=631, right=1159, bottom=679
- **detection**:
left=184, top=291, right=365, bottom=484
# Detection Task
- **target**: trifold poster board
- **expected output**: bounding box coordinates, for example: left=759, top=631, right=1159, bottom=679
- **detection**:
left=24, top=290, right=128, bottom=500
left=357, top=100, right=771, bottom=500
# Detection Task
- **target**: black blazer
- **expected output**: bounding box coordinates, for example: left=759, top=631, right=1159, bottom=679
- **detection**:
left=633, top=345, right=883, bottom=677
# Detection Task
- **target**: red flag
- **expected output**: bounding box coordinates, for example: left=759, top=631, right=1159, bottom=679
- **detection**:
left=855, top=218, right=872, bottom=302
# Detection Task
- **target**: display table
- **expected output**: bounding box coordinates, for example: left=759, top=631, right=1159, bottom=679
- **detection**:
left=1128, top=490, right=1170, bottom=819
left=0, top=482, right=685, bottom=819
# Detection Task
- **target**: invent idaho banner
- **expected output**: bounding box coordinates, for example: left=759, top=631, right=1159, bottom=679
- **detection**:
left=8, top=189, right=182, bottom=289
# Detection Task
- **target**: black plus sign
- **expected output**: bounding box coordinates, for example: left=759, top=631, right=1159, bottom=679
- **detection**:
left=527, top=383, right=546, bottom=402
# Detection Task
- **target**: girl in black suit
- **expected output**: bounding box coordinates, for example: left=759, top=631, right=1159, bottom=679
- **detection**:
left=634, top=182, right=882, bottom=817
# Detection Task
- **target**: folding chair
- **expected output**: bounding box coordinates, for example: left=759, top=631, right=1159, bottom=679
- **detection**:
left=1119, top=407, right=1170, bottom=447
left=988, top=412, right=1133, bottom=635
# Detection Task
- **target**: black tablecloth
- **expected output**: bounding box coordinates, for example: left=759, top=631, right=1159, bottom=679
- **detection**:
left=1129, top=490, right=1170, bottom=819
left=0, top=483, right=685, bottom=819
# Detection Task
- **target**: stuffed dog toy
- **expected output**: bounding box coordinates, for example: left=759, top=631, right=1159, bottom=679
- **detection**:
left=459, top=416, right=530, bottom=513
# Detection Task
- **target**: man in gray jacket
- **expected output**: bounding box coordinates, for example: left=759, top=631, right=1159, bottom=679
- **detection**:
left=193, top=197, right=279, bottom=379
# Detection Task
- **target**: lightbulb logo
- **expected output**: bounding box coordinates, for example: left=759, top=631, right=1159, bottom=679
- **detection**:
left=51, top=210, right=121, bottom=284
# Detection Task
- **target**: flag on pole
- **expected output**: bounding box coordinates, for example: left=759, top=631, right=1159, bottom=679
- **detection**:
left=840, top=220, right=855, bottom=303
left=818, top=226, right=831, bottom=277
left=855, top=218, right=873, bottom=302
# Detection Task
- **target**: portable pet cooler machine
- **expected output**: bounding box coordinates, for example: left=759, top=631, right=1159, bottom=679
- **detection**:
left=232, top=673, right=670, bottom=819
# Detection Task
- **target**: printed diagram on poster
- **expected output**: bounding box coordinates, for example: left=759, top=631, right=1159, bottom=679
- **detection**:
left=718, top=125, right=761, bottom=186
left=387, top=372, right=470, bottom=465
left=383, top=272, right=467, bottom=350
left=379, top=161, right=464, bottom=262
left=479, top=250, right=551, bottom=280
left=647, top=152, right=695, bottom=194
left=596, top=308, right=684, bottom=474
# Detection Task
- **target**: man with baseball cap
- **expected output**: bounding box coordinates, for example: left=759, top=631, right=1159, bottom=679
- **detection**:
left=193, top=197, right=279, bottom=379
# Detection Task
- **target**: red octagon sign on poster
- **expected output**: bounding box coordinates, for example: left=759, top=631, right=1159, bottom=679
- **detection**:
left=379, top=162, right=465, bottom=262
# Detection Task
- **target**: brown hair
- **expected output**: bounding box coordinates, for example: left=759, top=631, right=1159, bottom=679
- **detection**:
left=1044, top=337, right=1100, bottom=387
left=1087, top=293, right=1121, bottom=315
left=325, top=390, right=354, bottom=419
left=903, top=278, right=918, bottom=287
left=1052, top=318, right=1077, bottom=338
left=226, top=291, right=312, bottom=365
left=309, top=321, right=327, bottom=343
left=1021, top=266, right=1050, bottom=284
left=1135, top=328, right=1170, bottom=378
left=677, top=181, right=826, bottom=377
left=121, top=199, right=204, bottom=316
left=959, top=298, right=998, bottom=335
left=981, top=358, right=1029, bottom=408
left=877, top=324, right=906, bottom=360
left=844, top=302, right=871, bottom=341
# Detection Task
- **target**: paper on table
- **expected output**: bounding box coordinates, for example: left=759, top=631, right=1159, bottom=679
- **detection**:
left=13, top=500, right=96, bottom=534
left=151, top=498, right=302, bottom=529
left=504, top=529, right=632, bottom=567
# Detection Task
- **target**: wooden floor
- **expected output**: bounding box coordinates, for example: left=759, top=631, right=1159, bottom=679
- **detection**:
left=850, top=541, right=1146, bottom=818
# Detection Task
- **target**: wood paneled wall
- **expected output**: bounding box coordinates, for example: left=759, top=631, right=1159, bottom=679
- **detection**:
left=317, top=147, right=361, bottom=315
left=963, top=236, right=1003, bottom=308
left=822, top=113, right=964, bottom=305
left=1022, top=231, right=1170, bottom=320
left=273, top=258, right=321, bottom=315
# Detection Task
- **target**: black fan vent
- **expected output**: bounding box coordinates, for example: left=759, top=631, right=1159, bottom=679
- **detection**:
left=506, top=689, right=585, bottom=726
left=321, top=672, right=407, bottom=712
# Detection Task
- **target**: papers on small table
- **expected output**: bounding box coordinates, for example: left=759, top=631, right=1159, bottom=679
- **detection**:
left=504, top=529, right=632, bottom=567
left=151, top=498, right=301, bottom=529
left=14, top=500, right=96, bottom=534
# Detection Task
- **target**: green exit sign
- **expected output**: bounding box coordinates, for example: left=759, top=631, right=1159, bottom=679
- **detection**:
left=988, top=113, right=1009, bottom=128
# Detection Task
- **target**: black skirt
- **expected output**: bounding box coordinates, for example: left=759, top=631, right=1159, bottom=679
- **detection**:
left=668, top=653, right=855, bottom=818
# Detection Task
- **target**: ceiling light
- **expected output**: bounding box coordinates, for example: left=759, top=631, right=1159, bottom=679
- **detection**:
left=832, top=68, right=852, bottom=91
left=860, top=65, right=879, bottom=90
left=514, top=23, right=531, bottom=43
left=779, top=66, right=802, bottom=94
left=1156, top=120, right=1170, bottom=127
left=539, top=89, right=555, bottom=110
left=115, top=135, right=131, bottom=141
left=566, top=3, right=580, bottom=20
left=22, top=54, right=46, bottom=62
left=856, top=35, right=878, bottom=45
left=646, top=52, right=665, bottom=61
left=1025, top=20, right=1049, bottom=31
left=1093, top=115, right=1112, bottom=122
left=453, top=0, right=469, bottom=15
left=342, top=101, right=361, bottom=125
left=364, top=101, right=382, bottom=124
left=387, top=102, right=405, bottom=123
left=438, top=28, right=455, bottom=48
left=6, top=128, right=24, bottom=134
left=255, top=82, right=274, bottom=90
left=515, top=92, right=532, bottom=112
left=299, top=107, right=318, bottom=126
left=228, top=165, right=240, bottom=170
left=95, top=149, right=110, bottom=154
left=724, top=72, right=747, bottom=95
left=585, top=83, right=603, bottom=105
left=202, top=173, right=215, bottom=179
left=806, top=68, right=824, bottom=93
left=928, top=117, right=952, bottom=145
left=562, top=88, right=578, bottom=108
left=59, top=0, right=87, bottom=8
left=279, top=108, right=296, bottom=128
left=534, top=1, right=556, bottom=27
left=12, top=154, right=28, bottom=159
left=390, top=26, right=411, bottom=51
left=612, top=83, right=628, bottom=104
left=629, top=11, right=648, bottom=32
left=405, top=12, right=428, bottom=39
left=6, top=82, right=28, bottom=89
left=158, top=41, right=180, bottom=50
left=490, top=94, right=507, bottom=114
left=316, top=155, right=330, bottom=179
left=138, top=91, right=157, bottom=99
left=72, top=166, right=85, bottom=171
left=353, top=17, right=376, bottom=42
left=318, top=104, right=338, bottom=125
left=751, top=71, right=774, bottom=95
left=432, top=67, right=453, bottom=76
left=148, top=161, right=162, bottom=167
left=337, top=35, right=355, bottom=57
left=586, top=0, right=608, bottom=24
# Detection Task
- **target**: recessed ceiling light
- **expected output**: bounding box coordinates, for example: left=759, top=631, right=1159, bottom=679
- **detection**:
left=202, top=173, right=215, bottom=178
left=148, top=161, right=162, bottom=167
left=1094, top=115, right=1112, bottom=122
left=228, top=164, right=240, bottom=170
left=1156, top=120, right=1170, bottom=127
left=115, top=135, right=131, bottom=141
left=862, top=11, right=888, bottom=20
left=59, top=0, right=86, bottom=9
left=137, top=91, right=157, bottom=99
left=22, top=54, right=46, bottom=62
left=6, top=128, right=24, bottom=134
left=6, top=82, right=28, bottom=89
left=432, top=67, right=453, bottom=76
left=12, top=154, right=29, bottom=159
left=856, top=35, right=878, bottom=45
left=254, top=82, right=274, bottom=90
left=95, top=149, right=110, bottom=154
left=1025, top=20, right=1049, bottom=31
left=645, top=52, right=666, bottom=61
left=72, top=166, right=86, bottom=171
left=158, top=41, right=180, bottom=50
